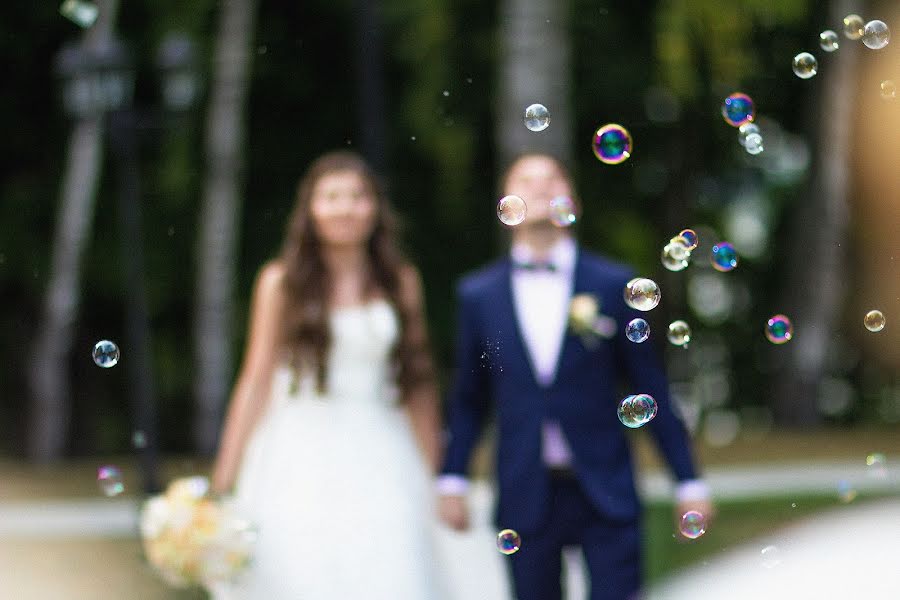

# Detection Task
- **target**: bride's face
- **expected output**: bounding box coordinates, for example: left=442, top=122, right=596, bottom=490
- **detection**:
left=309, top=170, right=378, bottom=248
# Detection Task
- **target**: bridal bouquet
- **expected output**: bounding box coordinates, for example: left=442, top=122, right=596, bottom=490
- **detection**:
left=140, top=476, right=255, bottom=590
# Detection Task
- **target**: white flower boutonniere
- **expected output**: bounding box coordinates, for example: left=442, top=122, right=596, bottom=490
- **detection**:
left=569, top=293, right=616, bottom=347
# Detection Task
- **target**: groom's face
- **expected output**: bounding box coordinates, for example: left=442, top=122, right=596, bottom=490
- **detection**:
left=503, top=156, right=573, bottom=229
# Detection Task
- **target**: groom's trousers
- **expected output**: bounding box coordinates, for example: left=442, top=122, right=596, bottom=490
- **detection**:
left=507, top=470, right=641, bottom=600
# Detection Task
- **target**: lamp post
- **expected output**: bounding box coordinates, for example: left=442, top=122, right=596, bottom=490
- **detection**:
left=56, top=32, right=199, bottom=495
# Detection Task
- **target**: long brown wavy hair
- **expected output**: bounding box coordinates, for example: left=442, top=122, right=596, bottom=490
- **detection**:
left=279, top=151, right=434, bottom=399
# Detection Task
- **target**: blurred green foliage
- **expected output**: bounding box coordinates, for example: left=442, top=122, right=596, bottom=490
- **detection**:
left=0, top=0, right=896, bottom=456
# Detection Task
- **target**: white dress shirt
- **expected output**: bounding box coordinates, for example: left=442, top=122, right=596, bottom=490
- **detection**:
left=437, top=236, right=708, bottom=504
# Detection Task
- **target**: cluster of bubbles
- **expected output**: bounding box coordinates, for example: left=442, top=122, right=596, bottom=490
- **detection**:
left=661, top=229, right=698, bottom=272
left=765, top=314, right=793, bottom=344
left=592, top=124, right=633, bottom=164
left=624, top=277, right=661, bottom=312
left=92, top=340, right=120, bottom=368
left=496, top=529, right=522, bottom=555
left=795, top=16, right=891, bottom=81
left=497, top=195, right=527, bottom=226
left=625, top=318, right=650, bottom=344
left=721, top=94, right=763, bottom=155
left=678, top=510, right=706, bottom=540
left=710, top=242, right=739, bottom=272
left=97, top=465, right=125, bottom=497
left=617, top=394, right=658, bottom=428
left=59, top=0, right=98, bottom=28
left=864, top=309, right=885, bottom=332
left=523, top=103, right=551, bottom=132
left=667, top=320, right=692, bottom=347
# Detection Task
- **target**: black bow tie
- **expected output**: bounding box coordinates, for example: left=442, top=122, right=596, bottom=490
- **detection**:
left=513, top=260, right=558, bottom=273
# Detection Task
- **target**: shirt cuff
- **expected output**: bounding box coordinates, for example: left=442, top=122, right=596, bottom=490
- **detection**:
left=675, top=479, right=710, bottom=503
left=435, top=474, right=470, bottom=496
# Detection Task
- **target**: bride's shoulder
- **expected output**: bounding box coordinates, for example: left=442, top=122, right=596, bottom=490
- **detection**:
left=252, top=260, right=288, bottom=306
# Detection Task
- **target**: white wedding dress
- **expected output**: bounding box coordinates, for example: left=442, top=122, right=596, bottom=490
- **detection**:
left=216, top=300, right=445, bottom=599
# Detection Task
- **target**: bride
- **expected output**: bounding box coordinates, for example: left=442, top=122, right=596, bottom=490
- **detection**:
left=210, top=151, right=445, bottom=598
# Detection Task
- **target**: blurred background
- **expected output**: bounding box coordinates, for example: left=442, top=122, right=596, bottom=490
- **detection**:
left=1, top=0, right=898, bottom=597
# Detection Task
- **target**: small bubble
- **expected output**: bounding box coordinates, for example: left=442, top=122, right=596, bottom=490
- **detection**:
left=524, top=103, right=551, bottom=132
left=625, top=318, right=650, bottom=343
left=466, top=77, right=473, bottom=84
left=496, top=529, right=521, bottom=555
left=410, top=135, right=417, bottom=141
left=679, top=511, right=706, bottom=539
left=92, top=340, right=120, bottom=368
left=667, top=320, right=692, bottom=347
left=548, top=195, right=576, bottom=227
left=721, top=92, right=755, bottom=127
left=792, top=52, right=818, bottom=79
left=765, top=314, right=793, bottom=344
left=744, top=132, right=764, bottom=155
left=497, top=195, right=527, bottom=226
left=132, top=431, right=147, bottom=449
left=864, top=310, right=886, bottom=332
left=791, top=502, right=797, bottom=508
left=843, top=14, right=865, bottom=40
left=711, top=242, right=738, bottom=272
left=625, top=278, right=661, bottom=311
left=59, top=0, right=98, bottom=28
left=819, top=29, right=840, bottom=52
left=97, top=465, right=125, bottom=497
left=760, top=545, right=781, bottom=569
left=257, top=45, right=268, bottom=55
left=592, top=124, right=633, bottom=164
left=617, top=394, right=658, bottom=428
left=167, top=226, right=175, bottom=236
left=442, top=90, right=450, bottom=97
left=881, top=80, right=896, bottom=100
left=862, top=20, right=890, bottom=50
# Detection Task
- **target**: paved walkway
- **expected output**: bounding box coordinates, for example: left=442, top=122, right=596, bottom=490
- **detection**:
left=1, top=460, right=897, bottom=599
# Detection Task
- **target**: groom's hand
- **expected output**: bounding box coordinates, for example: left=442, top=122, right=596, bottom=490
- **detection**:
left=437, top=495, right=470, bottom=531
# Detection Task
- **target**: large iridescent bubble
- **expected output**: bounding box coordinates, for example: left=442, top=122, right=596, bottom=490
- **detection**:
left=625, top=278, right=661, bottom=311
left=497, top=195, right=526, bottom=226
left=765, top=314, right=794, bottom=344
left=721, top=93, right=755, bottom=127
left=617, top=394, right=658, bottom=428
left=496, top=529, right=522, bottom=555
left=592, top=124, right=632, bottom=164
left=710, top=242, right=739, bottom=272
left=862, top=20, right=890, bottom=50
left=679, top=510, right=707, bottom=539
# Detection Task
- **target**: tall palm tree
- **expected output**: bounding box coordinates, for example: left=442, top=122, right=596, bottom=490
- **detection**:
left=27, top=0, right=120, bottom=461
left=193, top=0, right=259, bottom=455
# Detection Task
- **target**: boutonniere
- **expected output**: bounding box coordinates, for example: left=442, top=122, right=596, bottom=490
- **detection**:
left=568, top=293, right=616, bottom=347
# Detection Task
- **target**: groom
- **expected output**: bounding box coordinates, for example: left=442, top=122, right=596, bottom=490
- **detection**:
left=437, top=154, right=711, bottom=599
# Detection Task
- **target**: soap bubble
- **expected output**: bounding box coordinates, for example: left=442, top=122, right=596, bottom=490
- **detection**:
left=710, top=242, right=738, bottom=272
left=524, top=103, right=551, bottom=131
left=496, top=529, right=521, bottom=555
left=679, top=229, right=699, bottom=250
left=625, top=278, right=661, bottom=312
left=549, top=195, right=577, bottom=227
left=837, top=480, right=857, bottom=503
left=667, top=320, right=692, bottom=347
left=862, top=20, right=890, bottom=50
left=881, top=80, right=897, bottom=100
left=721, top=93, right=755, bottom=127
left=625, top=318, right=650, bottom=343
left=97, top=465, right=125, bottom=497
left=744, top=133, right=764, bottom=155
left=59, top=0, right=98, bottom=28
left=617, top=394, right=658, bottom=428
left=497, top=195, right=526, bottom=226
left=864, top=309, right=885, bottom=332
left=662, top=241, right=690, bottom=272
left=738, top=123, right=760, bottom=147
left=792, top=52, right=818, bottom=79
left=819, top=29, right=840, bottom=52
left=92, top=340, right=120, bottom=368
left=765, top=314, right=794, bottom=344
left=843, top=14, right=865, bottom=40
left=679, top=510, right=706, bottom=539
left=866, top=453, right=887, bottom=478
left=760, top=545, right=781, bottom=569
left=132, top=431, right=148, bottom=449
left=592, top=124, right=633, bottom=164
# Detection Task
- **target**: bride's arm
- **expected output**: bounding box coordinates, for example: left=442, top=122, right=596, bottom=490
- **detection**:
left=210, top=261, right=286, bottom=495
left=398, top=265, right=443, bottom=474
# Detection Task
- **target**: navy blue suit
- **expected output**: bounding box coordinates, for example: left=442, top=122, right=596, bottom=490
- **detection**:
left=441, top=247, right=699, bottom=600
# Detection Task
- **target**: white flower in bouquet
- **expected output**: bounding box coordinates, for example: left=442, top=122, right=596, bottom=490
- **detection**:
left=140, top=477, right=255, bottom=591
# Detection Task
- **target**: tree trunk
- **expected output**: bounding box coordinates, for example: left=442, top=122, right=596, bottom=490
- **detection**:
left=771, top=0, right=857, bottom=426
left=495, top=0, right=573, bottom=169
left=194, top=0, right=259, bottom=455
left=27, top=0, right=119, bottom=462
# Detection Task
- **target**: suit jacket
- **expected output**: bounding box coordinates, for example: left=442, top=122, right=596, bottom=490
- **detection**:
left=440, top=247, right=698, bottom=534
